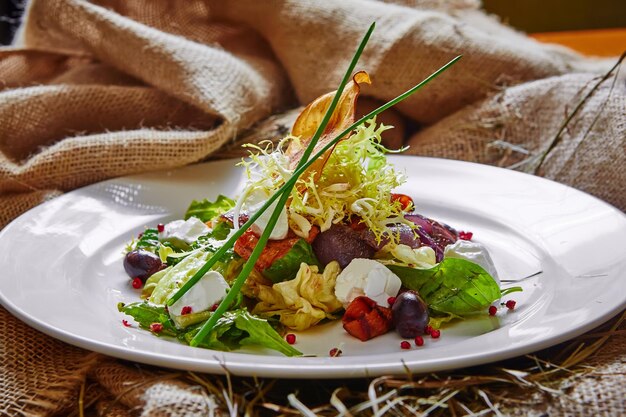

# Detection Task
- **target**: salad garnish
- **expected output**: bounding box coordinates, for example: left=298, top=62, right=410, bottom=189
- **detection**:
left=186, top=22, right=378, bottom=346
left=117, top=23, right=511, bottom=356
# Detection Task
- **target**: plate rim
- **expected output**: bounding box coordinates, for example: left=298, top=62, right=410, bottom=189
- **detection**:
left=1, top=156, right=625, bottom=378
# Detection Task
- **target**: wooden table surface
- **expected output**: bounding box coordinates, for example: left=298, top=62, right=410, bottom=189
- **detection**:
left=531, top=27, right=626, bottom=56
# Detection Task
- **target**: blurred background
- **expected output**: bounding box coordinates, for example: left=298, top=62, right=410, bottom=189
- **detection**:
left=0, top=0, right=22, bottom=45
left=482, top=0, right=626, bottom=32
left=1, top=0, right=625, bottom=48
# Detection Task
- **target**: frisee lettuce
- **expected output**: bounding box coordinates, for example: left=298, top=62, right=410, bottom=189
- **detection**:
left=239, top=118, right=409, bottom=244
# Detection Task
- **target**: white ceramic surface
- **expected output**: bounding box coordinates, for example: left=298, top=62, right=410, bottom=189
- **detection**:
left=1, top=156, right=624, bottom=378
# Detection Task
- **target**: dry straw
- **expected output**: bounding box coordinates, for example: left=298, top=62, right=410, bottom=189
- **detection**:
left=70, top=311, right=619, bottom=416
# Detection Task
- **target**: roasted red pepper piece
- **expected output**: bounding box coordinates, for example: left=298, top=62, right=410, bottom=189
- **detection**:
left=342, top=296, right=393, bottom=341
left=234, top=227, right=319, bottom=271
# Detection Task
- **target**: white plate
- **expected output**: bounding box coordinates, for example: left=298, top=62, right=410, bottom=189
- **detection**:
left=1, top=157, right=625, bottom=378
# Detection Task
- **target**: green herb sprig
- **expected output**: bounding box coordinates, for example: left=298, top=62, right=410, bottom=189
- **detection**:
left=168, top=23, right=376, bottom=310
left=167, top=22, right=462, bottom=347
left=189, top=53, right=460, bottom=346
left=187, top=22, right=376, bottom=346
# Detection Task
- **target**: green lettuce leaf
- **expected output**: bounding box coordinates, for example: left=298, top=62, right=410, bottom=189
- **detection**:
left=233, top=309, right=302, bottom=356
left=202, top=220, right=232, bottom=242
left=165, top=221, right=235, bottom=266
left=128, top=228, right=183, bottom=254
left=117, top=302, right=178, bottom=336
left=388, top=258, right=504, bottom=316
left=262, top=239, right=320, bottom=283
left=119, top=302, right=301, bottom=356
left=149, top=251, right=211, bottom=305
left=188, top=221, right=233, bottom=252
left=183, top=314, right=240, bottom=351
left=141, top=266, right=171, bottom=299
left=132, top=228, right=160, bottom=252
left=185, top=195, right=235, bottom=223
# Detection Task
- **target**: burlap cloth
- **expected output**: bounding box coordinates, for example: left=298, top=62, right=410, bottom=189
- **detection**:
left=0, top=0, right=624, bottom=415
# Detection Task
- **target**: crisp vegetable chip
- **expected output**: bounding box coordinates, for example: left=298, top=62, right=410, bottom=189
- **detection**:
left=286, top=71, right=371, bottom=180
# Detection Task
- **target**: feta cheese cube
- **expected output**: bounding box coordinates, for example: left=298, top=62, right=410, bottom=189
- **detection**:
left=160, top=217, right=210, bottom=245
left=335, top=259, right=402, bottom=307
left=169, top=270, right=229, bottom=319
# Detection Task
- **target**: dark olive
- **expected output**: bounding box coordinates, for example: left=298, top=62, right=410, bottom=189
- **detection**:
left=123, top=249, right=163, bottom=281
left=392, top=290, right=429, bottom=338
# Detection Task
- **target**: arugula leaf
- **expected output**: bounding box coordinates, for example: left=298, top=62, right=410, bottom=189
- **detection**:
left=388, top=258, right=505, bottom=316
left=204, top=220, right=232, bottom=241
left=233, top=310, right=302, bottom=356
left=189, top=221, right=233, bottom=251
left=185, top=195, right=235, bottom=223
left=129, top=228, right=181, bottom=255
left=182, top=314, right=239, bottom=351
left=262, top=239, right=320, bottom=283
left=119, top=302, right=301, bottom=356
left=165, top=221, right=235, bottom=266
left=133, top=228, right=160, bottom=252
left=117, top=302, right=178, bottom=336
left=185, top=310, right=301, bottom=356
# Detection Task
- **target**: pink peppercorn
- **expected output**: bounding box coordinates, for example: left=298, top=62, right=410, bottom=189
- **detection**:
left=329, top=348, right=342, bottom=357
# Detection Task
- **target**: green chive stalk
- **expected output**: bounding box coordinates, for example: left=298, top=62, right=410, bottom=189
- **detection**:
left=169, top=22, right=376, bottom=309
left=170, top=52, right=461, bottom=309
left=188, top=23, right=376, bottom=346
left=188, top=53, right=461, bottom=346
left=169, top=29, right=461, bottom=347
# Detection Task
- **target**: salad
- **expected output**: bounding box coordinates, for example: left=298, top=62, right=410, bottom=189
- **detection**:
left=118, top=71, right=520, bottom=357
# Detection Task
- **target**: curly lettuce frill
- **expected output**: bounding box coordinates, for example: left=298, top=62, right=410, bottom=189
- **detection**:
left=249, top=262, right=343, bottom=331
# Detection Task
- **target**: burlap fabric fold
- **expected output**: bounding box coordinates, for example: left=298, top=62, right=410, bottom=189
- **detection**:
left=0, top=0, right=624, bottom=415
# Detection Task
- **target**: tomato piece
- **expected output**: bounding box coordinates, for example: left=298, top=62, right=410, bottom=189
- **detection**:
left=391, top=193, right=414, bottom=211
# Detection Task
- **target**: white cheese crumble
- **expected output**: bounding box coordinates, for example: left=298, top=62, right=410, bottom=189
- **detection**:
left=160, top=217, right=210, bottom=245
left=168, top=270, right=229, bottom=320
left=334, top=258, right=402, bottom=307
